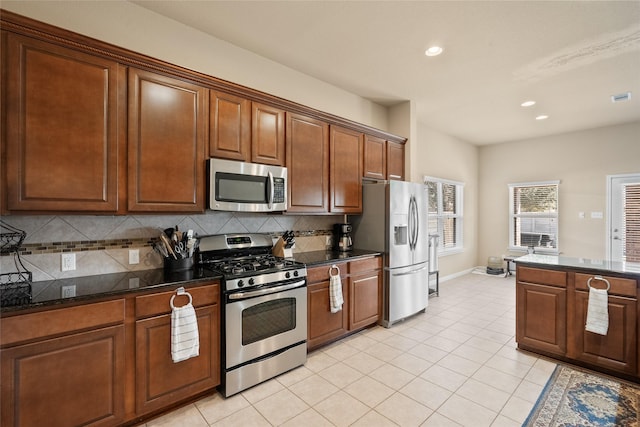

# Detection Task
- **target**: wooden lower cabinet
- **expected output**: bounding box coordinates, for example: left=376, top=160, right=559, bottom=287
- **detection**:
left=307, top=268, right=349, bottom=350
left=134, top=283, right=220, bottom=416
left=135, top=305, right=220, bottom=415
left=516, top=264, right=640, bottom=380
left=516, top=282, right=567, bottom=356
left=572, top=291, right=636, bottom=375
left=0, top=281, right=221, bottom=427
left=349, top=258, right=382, bottom=330
left=307, top=256, right=382, bottom=350
left=0, top=302, right=126, bottom=427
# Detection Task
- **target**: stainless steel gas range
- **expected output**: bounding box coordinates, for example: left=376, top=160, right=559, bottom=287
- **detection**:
left=197, top=233, right=307, bottom=397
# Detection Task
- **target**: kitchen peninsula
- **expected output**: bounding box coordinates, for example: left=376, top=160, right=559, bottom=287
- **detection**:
left=515, top=254, right=640, bottom=382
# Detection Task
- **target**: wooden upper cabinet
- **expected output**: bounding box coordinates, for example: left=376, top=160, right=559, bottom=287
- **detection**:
left=209, top=90, right=251, bottom=161
left=363, top=135, right=387, bottom=180
left=252, top=102, right=285, bottom=166
left=330, top=126, right=363, bottom=213
left=286, top=113, right=329, bottom=213
left=209, top=94, right=285, bottom=166
left=387, top=141, right=405, bottom=180
left=3, top=32, right=122, bottom=212
left=128, top=68, right=207, bottom=212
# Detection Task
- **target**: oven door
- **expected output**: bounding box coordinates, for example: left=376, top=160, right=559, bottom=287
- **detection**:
left=225, top=279, right=307, bottom=368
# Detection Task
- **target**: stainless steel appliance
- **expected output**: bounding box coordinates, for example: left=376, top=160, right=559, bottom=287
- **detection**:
left=352, top=181, right=429, bottom=327
left=333, top=223, right=353, bottom=252
left=197, top=233, right=307, bottom=397
left=209, top=158, right=287, bottom=212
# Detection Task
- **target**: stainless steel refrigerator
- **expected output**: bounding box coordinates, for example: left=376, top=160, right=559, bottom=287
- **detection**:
left=352, top=180, right=429, bottom=327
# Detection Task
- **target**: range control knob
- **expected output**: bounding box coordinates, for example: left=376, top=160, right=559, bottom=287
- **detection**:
left=285, top=271, right=291, bottom=279
left=248, top=278, right=255, bottom=286
left=293, top=270, right=299, bottom=277
left=237, top=280, right=244, bottom=288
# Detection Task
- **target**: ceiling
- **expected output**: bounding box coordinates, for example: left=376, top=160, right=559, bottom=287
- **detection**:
left=132, top=1, right=640, bottom=145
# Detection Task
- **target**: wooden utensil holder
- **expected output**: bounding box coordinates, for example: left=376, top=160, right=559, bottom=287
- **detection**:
left=272, top=237, right=293, bottom=258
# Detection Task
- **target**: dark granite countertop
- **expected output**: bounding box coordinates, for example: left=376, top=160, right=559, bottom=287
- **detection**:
left=514, top=254, right=640, bottom=279
left=293, top=249, right=382, bottom=267
left=1, top=267, right=222, bottom=314
left=1, top=250, right=381, bottom=313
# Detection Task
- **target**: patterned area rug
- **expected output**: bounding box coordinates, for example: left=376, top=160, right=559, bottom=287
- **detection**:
left=524, top=364, right=640, bottom=426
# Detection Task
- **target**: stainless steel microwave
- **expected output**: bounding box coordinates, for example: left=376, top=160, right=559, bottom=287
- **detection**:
left=209, top=159, right=287, bottom=212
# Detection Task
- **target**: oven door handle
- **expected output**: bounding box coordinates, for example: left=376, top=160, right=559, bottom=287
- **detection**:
left=228, top=280, right=306, bottom=300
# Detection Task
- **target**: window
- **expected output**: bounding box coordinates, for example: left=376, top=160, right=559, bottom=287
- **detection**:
left=607, top=174, right=640, bottom=262
left=509, top=181, right=559, bottom=253
left=424, top=177, right=464, bottom=254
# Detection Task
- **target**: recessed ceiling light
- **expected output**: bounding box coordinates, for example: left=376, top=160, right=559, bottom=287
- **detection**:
left=535, top=115, right=549, bottom=120
left=425, top=46, right=443, bottom=57
left=521, top=100, right=536, bottom=107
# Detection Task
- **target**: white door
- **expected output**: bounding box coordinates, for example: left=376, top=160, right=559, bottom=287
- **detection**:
left=607, top=174, right=640, bottom=262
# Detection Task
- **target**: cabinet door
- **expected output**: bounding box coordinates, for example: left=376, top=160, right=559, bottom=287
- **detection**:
left=286, top=113, right=329, bottom=213
left=1, top=325, right=125, bottom=427
left=128, top=68, right=206, bottom=212
left=573, top=291, right=637, bottom=375
left=349, top=270, right=382, bottom=330
left=135, top=304, right=220, bottom=415
left=4, top=32, right=122, bottom=212
left=363, top=135, right=386, bottom=180
left=252, top=102, right=285, bottom=166
left=386, top=141, right=405, bottom=181
left=516, top=282, right=567, bottom=356
left=330, top=126, right=363, bottom=213
left=307, top=278, right=349, bottom=350
left=209, top=90, right=250, bottom=161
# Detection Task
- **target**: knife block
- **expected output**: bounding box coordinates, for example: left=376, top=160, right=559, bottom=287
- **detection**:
left=272, top=237, right=294, bottom=259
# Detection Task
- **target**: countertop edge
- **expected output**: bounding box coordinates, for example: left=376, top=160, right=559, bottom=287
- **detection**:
left=1, top=251, right=382, bottom=314
left=514, top=254, right=640, bottom=280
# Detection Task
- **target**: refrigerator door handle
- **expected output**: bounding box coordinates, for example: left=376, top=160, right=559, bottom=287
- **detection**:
left=408, top=195, right=418, bottom=251
left=391, top=266, right=429, bottom=276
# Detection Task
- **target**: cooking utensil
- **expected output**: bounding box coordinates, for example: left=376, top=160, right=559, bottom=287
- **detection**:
left=160, top=233, right=178, bottom=259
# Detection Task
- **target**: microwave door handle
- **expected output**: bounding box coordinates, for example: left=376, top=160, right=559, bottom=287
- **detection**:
left=267, top=171, right=274, bottom=209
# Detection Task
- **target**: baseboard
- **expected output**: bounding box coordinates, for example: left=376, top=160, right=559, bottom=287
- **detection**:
left=439, top=267, right=476, bottom=282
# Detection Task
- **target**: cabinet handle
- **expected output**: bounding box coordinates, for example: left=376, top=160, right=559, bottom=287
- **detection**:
left=587, top=276, right=610, bottom=291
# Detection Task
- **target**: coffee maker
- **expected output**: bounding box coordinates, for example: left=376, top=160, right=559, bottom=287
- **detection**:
left=333, top=223, right=353, bottom=252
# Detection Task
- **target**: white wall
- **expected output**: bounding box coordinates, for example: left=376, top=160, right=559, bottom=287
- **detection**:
left=2, top=0, right=390, bottom=132
left=478, top=121, right=640, bottom=264
left=415, top=123, right=479, bottom=277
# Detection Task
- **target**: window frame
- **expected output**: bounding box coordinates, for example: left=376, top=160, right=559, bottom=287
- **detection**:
left=508, top=180, right=560, bottom=254
left=424, top=176, right=464, bottom=256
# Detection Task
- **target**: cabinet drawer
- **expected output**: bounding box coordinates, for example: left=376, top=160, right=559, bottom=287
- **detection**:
left=135, top=282, right=219, bottom=319
left=307, top=262, right=347, bottom=283
left=1, top=299, right=125, bottom=347
left=575, top=273, right=637, bottom=298
left=517, top=266, right=567, bottom=287
left=349, top=257, right=382, bottom=274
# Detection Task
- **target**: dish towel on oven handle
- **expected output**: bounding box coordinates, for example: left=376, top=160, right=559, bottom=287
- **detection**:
left=329, top=264, right=344, bottom=313
left=170, top=287, right=200, bottom=363
left=585, top=276, right=609, bottom=336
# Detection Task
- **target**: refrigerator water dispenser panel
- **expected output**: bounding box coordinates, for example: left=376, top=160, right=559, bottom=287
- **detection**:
left=394, top=225, right=408, bottom=245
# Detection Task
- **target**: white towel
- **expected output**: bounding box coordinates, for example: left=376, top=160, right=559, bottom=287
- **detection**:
left=585, top=287, right=609, bottom=336
left=329, top=265, right=344, bottom=313
left=171, top=293, right=200, bottom=363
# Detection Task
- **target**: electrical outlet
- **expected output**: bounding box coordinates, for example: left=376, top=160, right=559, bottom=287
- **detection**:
left=129, top=249, right=140, bottom=265
left=128, top=278, right=139, bottom=289
left=61, top=285, right=76, bottom=298
left=61, top=253, right=76, bottom=271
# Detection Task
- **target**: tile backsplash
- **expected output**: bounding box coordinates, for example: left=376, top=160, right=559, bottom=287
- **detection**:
left=1, top=212, right=341, bottom=282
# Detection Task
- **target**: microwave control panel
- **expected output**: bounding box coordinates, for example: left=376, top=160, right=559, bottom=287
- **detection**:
left=273, top=178, right=285, bottom=203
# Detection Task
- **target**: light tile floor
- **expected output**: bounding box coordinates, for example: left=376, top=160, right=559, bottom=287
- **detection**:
left=141, top=272, right=557, bottom=427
